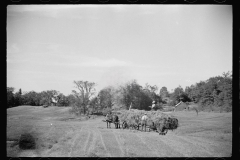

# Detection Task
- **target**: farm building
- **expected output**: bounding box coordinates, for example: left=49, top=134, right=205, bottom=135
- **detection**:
left=51, top=97, right=58, bottom=106
left=174, top=101, right=188, bottom=111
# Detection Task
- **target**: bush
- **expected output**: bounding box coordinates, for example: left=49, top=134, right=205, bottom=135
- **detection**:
left=69, top=104, right=87, bottom=116
left=19, top=133, right=36, bottom=150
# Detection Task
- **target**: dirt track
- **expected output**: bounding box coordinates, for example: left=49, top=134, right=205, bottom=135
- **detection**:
left=7, top=106, right=232, bottom=157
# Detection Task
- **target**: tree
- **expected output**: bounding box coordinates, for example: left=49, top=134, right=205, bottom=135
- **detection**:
left=66, top=94, right=77, bottom=106
left=39, top=90, right=59, bottom=106
left=160, top=86, right=169, bottom=98
left=88, top=96, right=99, bottom=113
left=72, top=81, right=96, bottom=115
left=57, top=93, right=69, bottom=106
left=170, top=85, right=184, bottom=105
left=118, top=80, right=157, bottom=110
left=183, top=71, right=232, bottom=111
left=98, top=86, right=115, bottom=110
left=144, top=83, right=159, bottom=101
left=7, top=87, right=15, bottom=108
left=22, top=91, right=41, bottom=106
left=119, top=80, right=143, bottom=110
left=14, top=88, right=23, bottom=106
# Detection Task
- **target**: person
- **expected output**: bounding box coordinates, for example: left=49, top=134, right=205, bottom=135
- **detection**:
left=141, top=113, right=148, bottom=131
left=151, top=101, right=156, bottom=110
left=141, top=113, right=148, bottom=121
left=129, top=102, right=132, bottom=110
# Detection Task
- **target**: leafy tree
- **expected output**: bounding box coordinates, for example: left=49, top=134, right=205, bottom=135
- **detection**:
left=144, top=83, right=160, bottom=102
left=57, top=93, right=69, bottom=106
left=39, top=90, right=59, bottom=106
left=98, top=86, right=115, bottom=110
left=139, top=89, right=153, bottom=110
left=14, top=88, right=23, bottom=106
left=7, top=87, right=15, bottom=108
left=159, top=86, right=169, bottom=98
left=66, top=94, right=77, bottom=106
left=72, top=81, right=96, bottom=115
left=117, top=80, right=158, bottom=110
left=170, top=86, right=184, bottom=104
left=88, top=96, right=99, bottom=113
left=119, top=80, right=143, bottom=109
left=183, top=71, right=232, bottom=111
left=22, top=91, right=41, bottom=106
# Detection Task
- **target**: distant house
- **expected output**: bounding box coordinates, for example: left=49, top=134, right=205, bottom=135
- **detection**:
left=174, top=101, right=188, bottom=111
left=51, top=97, right=58, bottom=106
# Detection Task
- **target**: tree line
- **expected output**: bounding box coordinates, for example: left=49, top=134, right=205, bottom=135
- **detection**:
left=7, top=71, right=232, bottom=113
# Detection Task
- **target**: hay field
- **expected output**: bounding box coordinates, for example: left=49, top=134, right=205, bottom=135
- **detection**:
left=7, top=106, right=232, bottom=157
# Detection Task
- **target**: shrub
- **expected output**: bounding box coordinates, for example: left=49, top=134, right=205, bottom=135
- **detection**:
left=69, top=104, right=83, bottom=116
left=19, top=133, right=36, bottom=150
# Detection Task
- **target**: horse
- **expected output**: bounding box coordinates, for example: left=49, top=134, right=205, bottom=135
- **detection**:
left=167, top=117, right=179, bottom=131
left=112, top=114, right=120, bottom=129
left=122, top=120, right=129, bottom=129
left=105, top=113, right=113, bottom=128
left=147, top=119, right=157, bottom=132
left=155, top=117, right=170, bottom=135
left=128, top=115, right=141, bottom=131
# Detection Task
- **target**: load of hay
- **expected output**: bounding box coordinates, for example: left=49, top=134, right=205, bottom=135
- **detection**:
left=114, top=109, right=179, bottom=132
left=117, top=109, right=172, bottom=122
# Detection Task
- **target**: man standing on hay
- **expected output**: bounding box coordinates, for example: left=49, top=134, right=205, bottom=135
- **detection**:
left=129, top=102, right=132, bottom=110
left=150, top=101, right=156, bottom=111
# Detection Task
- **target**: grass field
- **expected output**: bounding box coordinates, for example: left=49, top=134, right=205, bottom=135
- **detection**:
left=7, top=105, right=232, bottom=157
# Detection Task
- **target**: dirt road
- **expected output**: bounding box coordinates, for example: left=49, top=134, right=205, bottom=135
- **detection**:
left=7, top=106, right=232, bottom=157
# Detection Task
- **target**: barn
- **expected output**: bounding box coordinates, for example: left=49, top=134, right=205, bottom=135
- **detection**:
left=174, top=101, right=188, bottom=111
left=51, top=97, right=58, bottom=106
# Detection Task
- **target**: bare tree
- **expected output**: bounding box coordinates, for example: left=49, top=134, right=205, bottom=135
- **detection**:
left=72, top=81, right=96, bottom=115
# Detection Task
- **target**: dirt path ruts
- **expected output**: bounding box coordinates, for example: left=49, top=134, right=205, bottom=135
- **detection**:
left=35, top=117, right=231, bottom=157
left=68, top=127, right=83, bottom=157
left=70, top=127, right=90, bottom=157
left=134, top=132, right=183, bottom=157
left=99, top=129, right=123, bottom=157
left=159, top=134, right=213, bottom=157
left=118, top=131, right=157, bottom=157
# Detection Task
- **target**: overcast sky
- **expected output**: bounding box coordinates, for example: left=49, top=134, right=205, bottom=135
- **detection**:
left=7, top=5, right=232, bottom=95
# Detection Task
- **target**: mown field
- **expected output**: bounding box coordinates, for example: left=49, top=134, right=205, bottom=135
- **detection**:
left=7, top=105, right=232, bottom=157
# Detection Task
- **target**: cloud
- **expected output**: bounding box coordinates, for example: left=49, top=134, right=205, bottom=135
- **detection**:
left=70, top=57, right=131, bottom=68
left=185, top=79, right=192, bottom=82
left=7, top=51, right=132, bottom=69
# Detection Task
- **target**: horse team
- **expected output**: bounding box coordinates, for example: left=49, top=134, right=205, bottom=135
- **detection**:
left=104, top=112, right=178, bottom=135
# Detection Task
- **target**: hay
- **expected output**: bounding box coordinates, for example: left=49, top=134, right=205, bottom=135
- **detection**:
left=117, top=110, right=173, bottom=123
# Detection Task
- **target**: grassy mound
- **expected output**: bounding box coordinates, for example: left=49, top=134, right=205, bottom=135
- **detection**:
left=19, top=133, right=36, bottom=150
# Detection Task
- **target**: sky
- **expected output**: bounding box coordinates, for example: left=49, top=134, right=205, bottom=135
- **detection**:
left=7, top=5, right=232, bottom=95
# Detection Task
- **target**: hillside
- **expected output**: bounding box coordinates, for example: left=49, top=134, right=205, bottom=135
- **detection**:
left=7, top=106, right=232, bottom=157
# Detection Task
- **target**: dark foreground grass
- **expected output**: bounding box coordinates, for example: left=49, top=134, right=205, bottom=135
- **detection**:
left=19, top=133, right=36, bottom=150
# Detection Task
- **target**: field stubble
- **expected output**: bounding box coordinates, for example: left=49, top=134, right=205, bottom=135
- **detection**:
left=7, top=106, right=232, bottom=157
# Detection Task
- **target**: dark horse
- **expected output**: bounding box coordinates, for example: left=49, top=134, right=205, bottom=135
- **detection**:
left=167, top=117, right=179, bottom=131
left=113, top=115, right=120, bottom=129
left=105, top=113, right=120, bottom=129
left=155, top=117, right=170, bottom=135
